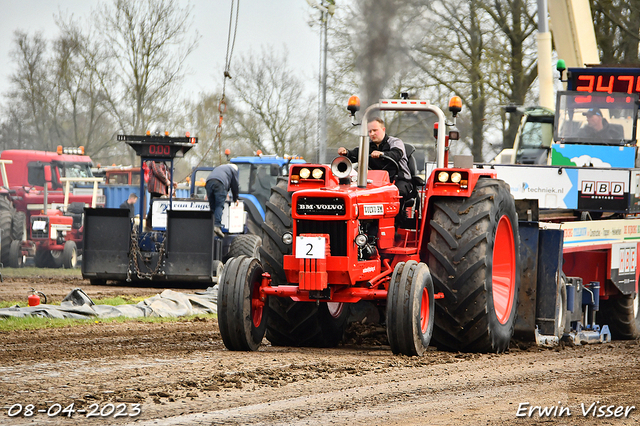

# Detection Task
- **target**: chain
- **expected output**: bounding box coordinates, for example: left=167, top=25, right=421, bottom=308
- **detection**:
left=127, top=225, right=166, bottom=281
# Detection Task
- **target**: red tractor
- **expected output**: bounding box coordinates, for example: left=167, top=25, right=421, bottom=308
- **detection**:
left=0, top=147, right=104, bottom=267
left=218, top=97, right=521, bottom=355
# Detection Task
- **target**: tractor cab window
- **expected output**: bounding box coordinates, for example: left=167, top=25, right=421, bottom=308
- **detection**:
left=236, top=163, right=252, bottom=194
left=107, top=172, right=130, bottom=184
left=27, top=162, right=62, bottom=188
left=57, top=162, right=94, bottom=179
left=519, top=120, right=554, bottom=150
left=555, top=92, right=638, bottom=145
left=27, top=163, right=46, bottom=187
left=249, top=164, right=276, bottom=209
left=192, top=169, right=211, bottom=199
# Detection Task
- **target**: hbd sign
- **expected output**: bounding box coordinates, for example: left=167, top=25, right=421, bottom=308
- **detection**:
left=581, top=181, right=625, bottom=197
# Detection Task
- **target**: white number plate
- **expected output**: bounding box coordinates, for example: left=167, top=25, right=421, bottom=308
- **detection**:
left=362, top=204, right=384, bottom=215
left=32, top=221, right=47, bottom=231
left=295, top=236, right=326, bottom=259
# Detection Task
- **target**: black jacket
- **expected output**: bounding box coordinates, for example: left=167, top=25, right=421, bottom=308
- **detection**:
left=344, top=135, right=411, bottom=181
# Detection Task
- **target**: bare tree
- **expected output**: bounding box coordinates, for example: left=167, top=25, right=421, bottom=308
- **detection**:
left=228, top=47, right=315, bottom=158
left=482, top=0, right=538, bottom=151
left=6, top=31, right=52, bottom=151
left=49, top=24, right=119, bottom=161
left=93, top=0, right=199, bottom=146
left=591, top=0, right=640, bottom=64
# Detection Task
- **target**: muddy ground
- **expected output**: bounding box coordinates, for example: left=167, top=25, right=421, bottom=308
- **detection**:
left=1, top=276, right=640, bottom=425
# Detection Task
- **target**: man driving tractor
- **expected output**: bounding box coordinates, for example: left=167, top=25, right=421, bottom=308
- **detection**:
left=338, top=117, right=412, bottom=209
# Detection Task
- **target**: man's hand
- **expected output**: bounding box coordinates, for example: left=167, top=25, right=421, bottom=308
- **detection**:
left=338, top=147, right=348, bottom=156
left=371, top=150, right=384, bottom=159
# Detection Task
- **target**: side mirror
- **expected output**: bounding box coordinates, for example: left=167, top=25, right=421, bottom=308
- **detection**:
left=270, top=164, right=279, bottom=176
left=44, top=165, right=52, bottom=183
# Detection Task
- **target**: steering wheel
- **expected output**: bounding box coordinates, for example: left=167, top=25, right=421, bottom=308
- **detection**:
left=368, top=154, right=400, bottom=179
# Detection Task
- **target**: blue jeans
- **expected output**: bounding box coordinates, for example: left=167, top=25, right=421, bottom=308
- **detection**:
left=206, top=179, right=227, bottom=227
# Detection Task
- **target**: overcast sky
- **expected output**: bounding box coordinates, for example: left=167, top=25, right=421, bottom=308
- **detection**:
left=0, top=0, right=321, bottom=100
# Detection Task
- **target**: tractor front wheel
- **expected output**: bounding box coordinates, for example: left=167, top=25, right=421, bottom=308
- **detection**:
left=217, top=256, right=269, bottom=351
left=428, top=178, right=520, bottom=353
left=386, top=261, right=435, bottom=356
left=62, top=241, right=78, bottom=269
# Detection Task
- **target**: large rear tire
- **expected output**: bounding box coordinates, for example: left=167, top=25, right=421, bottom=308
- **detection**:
left=0, top=198, right=14, bottom=265
left=228, top=234, right=261, bottom=260
left=35, top=249, right=53, bottom=268
left=260, top=177, right=292, bottom=286
left=599, top=292, right=640, bottom=339
left=428, top=178, right=520, bottom=353
left=266, top=298, right=348, bottom=347
left=8, top=240, right=23, bottom=268
left=11, top=211, right=25, bottom=241
left=386, top=261, right=435, bottom=356
left=218, top=256, right=269, bottom=351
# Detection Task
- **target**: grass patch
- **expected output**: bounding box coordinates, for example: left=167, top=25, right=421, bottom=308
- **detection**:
left=2, top=267, right=82, bottom=278
left=93, top=295, right=147, bottom=305
left=0, top=295, right=147, bottom=310
left=0, top=300, right=28, bottom=309
left=0, top=313, right=217, bottom=332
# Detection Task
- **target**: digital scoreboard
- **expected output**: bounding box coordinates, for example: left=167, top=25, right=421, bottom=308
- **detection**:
left=116, top=134, right=198, bottom=159
left=568, top=67, right=640, bottom=94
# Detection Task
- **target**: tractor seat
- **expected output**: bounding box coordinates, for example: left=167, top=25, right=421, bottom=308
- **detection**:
left=65, top=202, right=85, bottom=229
left=403, top=143, right=425, bottom=208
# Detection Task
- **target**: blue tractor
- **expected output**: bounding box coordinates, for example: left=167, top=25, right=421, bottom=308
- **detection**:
left=190, top=154, right=305, bottom=235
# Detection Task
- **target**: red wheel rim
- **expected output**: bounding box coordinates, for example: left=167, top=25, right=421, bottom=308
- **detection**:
left=420, top=287, right=429, bottom=334
left=251, top=277, right=263, bottom=328
left=492, top=215, right=516, bottom=325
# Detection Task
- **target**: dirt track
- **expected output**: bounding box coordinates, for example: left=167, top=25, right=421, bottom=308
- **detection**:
left=1, top=277, right=640, bottom=425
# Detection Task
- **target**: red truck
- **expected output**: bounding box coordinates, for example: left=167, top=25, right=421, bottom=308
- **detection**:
left=0, top=147, right=104, bottom=268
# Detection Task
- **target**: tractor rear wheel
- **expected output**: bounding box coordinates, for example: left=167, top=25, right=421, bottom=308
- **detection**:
left=228, top=234, right=261, bottom=260
left=428, top=178, right=520, bottom=353
left=266, top=298, right=348, bottom=347
left=50, top=250, right=63, bottom=268
left=35, top=249, right=53, bottom=268
left=0, top=202, right=13, bottom=265
left=11, top=211, right=25, bottom=241
left=8, top=240, right=23, bottom=268
left=386, top=261, right=435, bottom=356
left=599, top=293, right=640, bottom=339
left=260, top=177, right=292, bottom=286
left=218, top=256, right=269, bottom=351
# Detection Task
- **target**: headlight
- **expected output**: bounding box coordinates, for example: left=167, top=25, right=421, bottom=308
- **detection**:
left=354, top=233, right=367, bottom=247
left=299, top=168, right=311, bottom=179
left=451, top=172, right=462, bottom=183
left=282, top=232, right=293, bottom=245
left=437, top=171, right=449, bottom=183
left=312, top=168, right=324, bottom=179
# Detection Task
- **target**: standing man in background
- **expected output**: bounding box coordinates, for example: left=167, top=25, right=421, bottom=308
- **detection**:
left=206, top=163, right=239, bottom=238
left=120, top=193, right=138, bottom=218
left=146, top=161, right=172, bottom=229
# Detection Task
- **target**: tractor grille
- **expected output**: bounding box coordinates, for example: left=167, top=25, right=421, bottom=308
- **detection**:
left=296, top=219, right=347, bottom=257
left=31, top=218, right=49, bottom=239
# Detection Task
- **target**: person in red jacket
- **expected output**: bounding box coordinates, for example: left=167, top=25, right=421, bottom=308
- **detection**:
left=145, top=161, right=172, bottom=229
